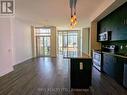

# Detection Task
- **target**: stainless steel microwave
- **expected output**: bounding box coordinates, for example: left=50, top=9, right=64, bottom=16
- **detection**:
left=99, top=31, right=111, bottom=41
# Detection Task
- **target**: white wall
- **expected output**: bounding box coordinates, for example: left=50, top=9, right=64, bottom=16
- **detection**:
left=0, top=17, right=14, bottom=76
left=0, top=17, right=32, bottom=76
left=14, top=18, right=32, bottom=64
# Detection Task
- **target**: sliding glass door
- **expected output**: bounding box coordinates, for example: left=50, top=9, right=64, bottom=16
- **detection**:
left=58, top=30, right=80, bottom=57
left=36, top=36, right=50, bottom=56
left=63, top=32, right=68, bottom=56
left=67, top=32, right=78, bottom=57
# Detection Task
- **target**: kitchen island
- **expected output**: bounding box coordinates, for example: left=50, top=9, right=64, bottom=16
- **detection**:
left=69, top=52, right=92, bottom=89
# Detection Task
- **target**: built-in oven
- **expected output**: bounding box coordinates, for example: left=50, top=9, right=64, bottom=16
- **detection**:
left=93, top=51, right=102, bottom=71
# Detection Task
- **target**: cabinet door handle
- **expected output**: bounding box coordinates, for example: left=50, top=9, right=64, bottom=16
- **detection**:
left=124, top=19, right=127, bottom=25
left=124, top=19, right=126, bottom=25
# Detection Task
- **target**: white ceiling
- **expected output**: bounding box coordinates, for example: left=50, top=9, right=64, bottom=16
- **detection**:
left=15, top=0, right=108, bottom=29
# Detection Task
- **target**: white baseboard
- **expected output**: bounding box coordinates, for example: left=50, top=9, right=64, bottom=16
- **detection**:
left=0, top=66, right=14, bottom=77
left=15, top=57, right=33, bottom=65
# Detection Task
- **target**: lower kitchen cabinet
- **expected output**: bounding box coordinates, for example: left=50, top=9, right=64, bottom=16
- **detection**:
left=114, top=57, right=125, bottom=84
left=102, top=53, right=124, bottom=84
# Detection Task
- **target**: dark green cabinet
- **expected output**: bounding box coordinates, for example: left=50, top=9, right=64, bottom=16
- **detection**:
left=98, top=2, right=127, bottom=41
left=103, top=53, right=124, bottom=84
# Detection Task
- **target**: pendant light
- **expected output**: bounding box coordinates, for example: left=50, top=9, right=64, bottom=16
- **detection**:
left=70, top=0, right=77, bottom=29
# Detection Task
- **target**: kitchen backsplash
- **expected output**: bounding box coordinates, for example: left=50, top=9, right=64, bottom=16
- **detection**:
left=102, top=40, right=127, bottom=54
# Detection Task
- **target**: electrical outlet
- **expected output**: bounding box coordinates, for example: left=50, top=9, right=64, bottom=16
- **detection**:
left=80, top=62, right=83, bottom=70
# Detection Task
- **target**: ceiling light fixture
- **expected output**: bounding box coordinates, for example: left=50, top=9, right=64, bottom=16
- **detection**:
left=70, top=0, right=77, bottom=29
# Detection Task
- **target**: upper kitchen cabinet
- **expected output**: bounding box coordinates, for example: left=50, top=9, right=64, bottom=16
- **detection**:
left=97, top=2, right=127, bottom=41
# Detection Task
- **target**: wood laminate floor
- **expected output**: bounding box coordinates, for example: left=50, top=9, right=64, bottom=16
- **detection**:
left=0, top=56, right=127, bottom=95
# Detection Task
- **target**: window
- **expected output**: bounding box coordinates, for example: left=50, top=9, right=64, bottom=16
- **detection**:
left=35, top=28, right=51, bottom=36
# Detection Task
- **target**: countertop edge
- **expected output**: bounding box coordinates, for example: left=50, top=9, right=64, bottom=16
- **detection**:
left=102, top=52, right=127, bottom=59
